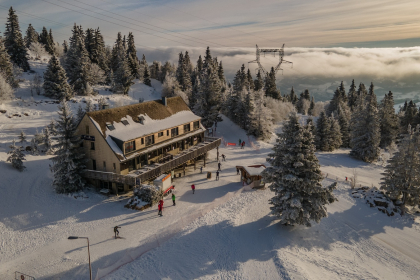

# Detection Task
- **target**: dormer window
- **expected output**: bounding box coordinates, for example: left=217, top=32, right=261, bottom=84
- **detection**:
left=121, top=120, right=129, bottom=126
left=106, top=122, right=115, bottom=131
left=139, top=116, right=145, bottom=124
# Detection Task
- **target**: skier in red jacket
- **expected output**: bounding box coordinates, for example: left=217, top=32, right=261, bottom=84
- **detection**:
left=158, top=203, right=163, bottom=216
left=191, top=184, right=195, bottom=194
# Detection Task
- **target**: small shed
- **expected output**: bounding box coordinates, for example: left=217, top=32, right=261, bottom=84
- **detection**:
left=236, top=165, right=266, bottom=189
left=153, top=173, right=172, bottom=192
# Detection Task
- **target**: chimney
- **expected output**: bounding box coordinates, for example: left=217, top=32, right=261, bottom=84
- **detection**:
left=162, top=97, right=167, bottom=106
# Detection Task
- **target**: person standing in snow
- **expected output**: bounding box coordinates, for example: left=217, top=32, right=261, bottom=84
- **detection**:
left=114, top=226, right=121, bottom=239
left=239, top=139, right=241, bottom=146
left=218, top=162, right=221, bottom=171
left=237, top=167, right=240, bottom=175
left=172, top=193, right=176, bottom=206
left=191, top=184, right=195, bottom=194
left=216, top=170, right=220, bottom=181
left=158, top=203, right=163, bottom=216
left=200, top=166, right=203, bottom=173
left=221, top=154, right=226, bottom=161
left=241, top=141, right=245, bottom=149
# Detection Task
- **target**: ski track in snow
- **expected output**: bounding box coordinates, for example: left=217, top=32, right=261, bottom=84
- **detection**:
left=1, top=59, right=420, bottom=279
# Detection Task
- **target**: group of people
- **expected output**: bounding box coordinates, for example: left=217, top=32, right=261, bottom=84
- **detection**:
left=238, top=139, right=246, bottom=149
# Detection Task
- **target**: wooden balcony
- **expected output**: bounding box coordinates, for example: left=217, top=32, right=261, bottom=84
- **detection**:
left=84, top=137, right=221, bottom=185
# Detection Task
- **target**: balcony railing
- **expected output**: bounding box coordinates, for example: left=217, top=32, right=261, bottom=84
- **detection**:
left=84, top=137, right=221, bottom=185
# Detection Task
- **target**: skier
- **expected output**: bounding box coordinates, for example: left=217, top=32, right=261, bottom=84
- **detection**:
left=216, top=170, right=220, bottom=181
left=158, top=203, right=163, bottom=216
left=241, top=141, right=245, bottom=149
left=172, top=193, right=176, bottom=206
left=191, top=184, right=195, bottom=194
left=239, top=139, right=241, bottom=146
left=114, top=226, right=121, bottom=239
left=218, top=162, right=221, bottom=171
left=221, top=154, right=226, bottom=161
left=345, top=177, right=348, bottom=181
left=159, top=199, right=164, bottom=206
left=200, top=166, right=203, bottom=173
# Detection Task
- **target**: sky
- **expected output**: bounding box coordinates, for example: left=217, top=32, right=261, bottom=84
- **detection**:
left=0, top=0, right=420, bottom=102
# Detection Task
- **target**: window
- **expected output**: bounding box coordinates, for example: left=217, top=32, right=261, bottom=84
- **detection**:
left=141, top=138, right=144, bottom=145
left=103, top=161, right=106, bottom=170
left=167, top=130, right=169, bottom=136
left=91, top=142, right=95, bottom=150
left=124, top=141, right=135, bottom=153
left=106, top=122, right=115, bottom=131
left=113, top=163, right=116, bottom=172
left=171, top=127, right=179, bottom=137
left=92, top=159, right=96, bottom=170
left=86, top=125, right=89, bottom=134
left=80, top=141, right=84, bottom=147
left=184, top=123, right=191, bottom=133
left=121, top=120, right=129, bottom=126
left=158, top=131, right=164, bottom=137
left=145, top=135, right=155, bottom=146
left=193, top=121, right=200, bottom=130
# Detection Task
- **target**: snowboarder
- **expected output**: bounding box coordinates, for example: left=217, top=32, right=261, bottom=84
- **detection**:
left=114, top=226, right=121, bottom=239
left=191, top=184, right=195, bottom=194
left=239, top=139, right=241, bottom=146
left=237, top=167, right=240, bottom=175
left=200, top=166, right=203, bottom=173
left=221, top=154, right=226, bottom=161
left=218, top=162, right=221, bottom=171
left=216, top=170, right=220, bottom=181
left=172, top=193, right=176, bottom=206
left=158, top=203, right=163, bottom=216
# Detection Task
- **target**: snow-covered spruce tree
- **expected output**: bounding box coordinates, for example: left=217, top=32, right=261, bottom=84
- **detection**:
left=400, top=100, right=417, bottom=133
left=43, top=55, right=73, bottom=100
left=193, top=66, right=222, bottom=128
left=264, top=67, right=281, bottom=99
left=112, top=33, right=134, bottom=95
left=176, top=52, right=192, bottom=96
left=126, top=32, right=140, bottom=79
left=92, top=28, right=109, bottom=74
left=18, top=130, right=26, bottom=143
left=347, top=79, right=357, bottom=111
left=47, top=119, right=57, bottom=136
left=0, top=72, right=14, bottom=103
left=262, top=112, right=337, bottom=226
left=247, top=90, right=273, bottom=140
left=381, top=125, right=420, bottom=215
left=315, top=111, right=331, bottom=151
left=7, top=139, right=26, bottom=171
left=296, top=89, right=311, bottom=114
left=254, top=70, right=264, bottom=92
left=4, top=7, right=30, bottom=71
left=379, top=91, right=399, bottom=148
left=64, top=24, right=93, bottom=95
left=44, top=127, right=54, bottom=155
left=30, top=137, right=39, bottom=155
left=85, top=99, right=95, bottom=113
left=76, top=105, right=85, bottom=123
left=337, top=103, right=351, bottom=148
left=51, top=101, right=87, bottom=193
left=308, top=96, right=315, bottom=116
left=62, top=40, right=68, bottom=53
left=24, top=24, right=38, bottom=48
left=39, top=27, right=54, bottom=55
left=143, top=66, right=151, bottom=86
left=0, top=37, right=15, bottom=86
left=350, top=83, right=381, bottom=162
left=328, top=115, right=342, bottom=150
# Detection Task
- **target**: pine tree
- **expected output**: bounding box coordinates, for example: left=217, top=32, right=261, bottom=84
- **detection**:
left=43, top=55, right=72, bottom=100
left=76, top=105, right=85, bottom=123
left=24, top=24, right=38, bottom=48
left=400, top=100, right=417, bottom=132
left=326, top=88, right=344, bottom=116
left=196, top=55, right=203, bottom=73
left=296, top=89, right=311, bottom=114
left=39, top=27, right=54, bottom=55
left=92, top=28, right=109, bottom=73
left=0, top=37, right=15, bottom=86
left=254, top=70, right=264, bottom=92
left=350, top=83, right=381, bottom=162
left=308, top=97, right=315, bottom=116
left=4, top=7, right=30, bottom=71
left=47, top=119, right=57, bottom=136
left=315, top=111, right=331, bottom=151
left=18, top=130, right=26, bottom=143
left=51, top=101, right=87, bottom=193
left=85, top=99, right=95, bottom=112
left=143, top=66, right=151, bottom=86
left=44, top=127, right=54, bottom=154
left=30, top=137, right=39, bottom=155
left=193, top=66, right=222, bottom=128
left=7, top=139, right=26, bottom=171
left=62, top=40, right=68, bottom=53
left=48, top=29, right=55, bottom=55
left=64, top=24, right=93, bottom=95
left=381, top=125, right=420, bottom=215
left=347, top=79, right=357, bottom=111
left=306, top=117, right=317, bottom=137
left=337, top=104, right=351, bottom=148
left=247, top=90, right=273, bottom=140
left=328, top=116, right=342, bottom=150
left=218, top=61, right=225, bottom=84
left=126, top=32, right=140, bottom=79
left=379, top=91, right=399, bottom=148
left=111, top=33, right=134, bottom=94
left=262, top=112, right=337, bottom=226
left=246, top=69, right=254, bottom=91
left=264, top=67, right=280, bottom=99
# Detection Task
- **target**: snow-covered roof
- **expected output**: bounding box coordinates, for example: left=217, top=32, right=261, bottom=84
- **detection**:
left=241, top=165, right=266, bottom=176
left=102, top=110, right=200, bottom=142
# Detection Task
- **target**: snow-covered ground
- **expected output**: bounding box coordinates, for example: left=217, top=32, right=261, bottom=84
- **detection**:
left=1, top=60, right=420, bottom=280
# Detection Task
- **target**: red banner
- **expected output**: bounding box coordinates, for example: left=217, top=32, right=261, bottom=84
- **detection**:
left=227, top=142, right=236, bottom=146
